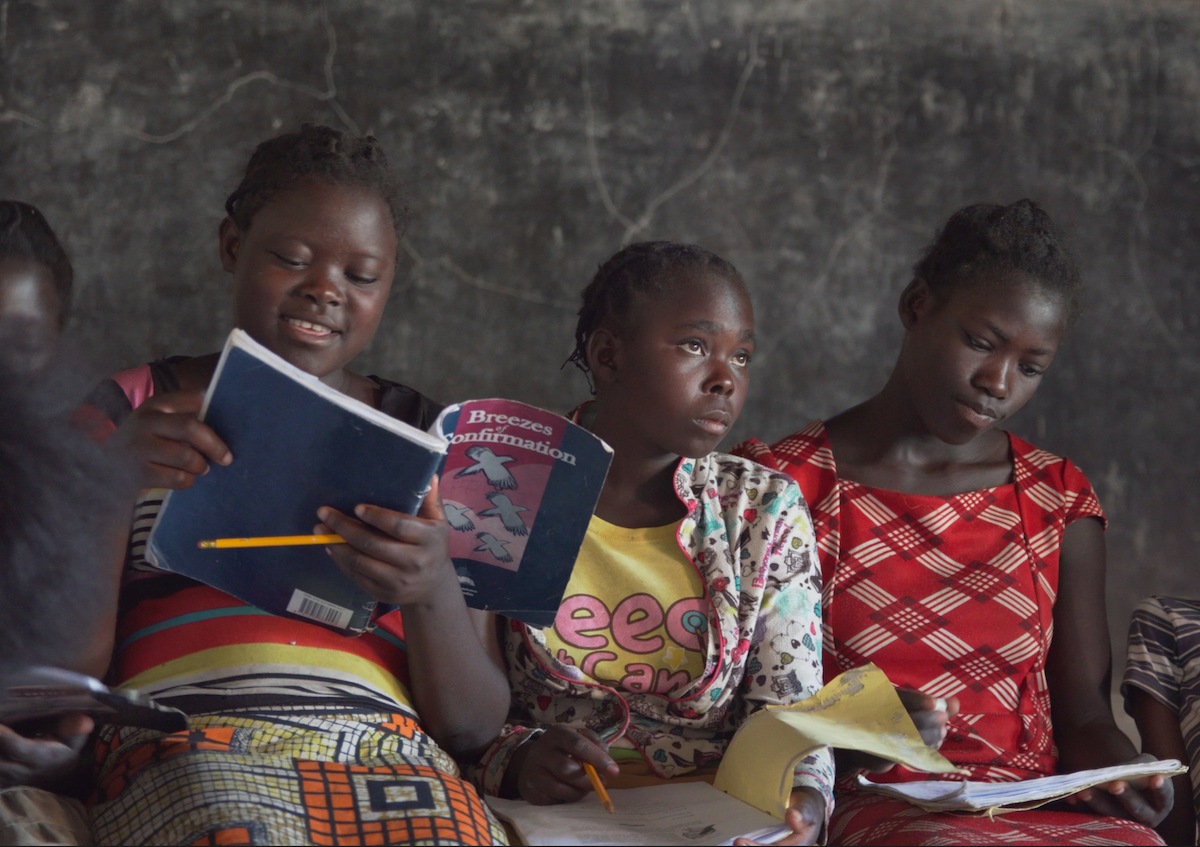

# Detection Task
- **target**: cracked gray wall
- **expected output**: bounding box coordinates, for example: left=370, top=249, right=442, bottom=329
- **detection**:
left=1, top=0, right=1198, bottom=726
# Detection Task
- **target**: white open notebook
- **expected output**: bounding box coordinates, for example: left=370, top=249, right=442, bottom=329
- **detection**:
left=856, top=759, right=1187, bottom=813
left=486, top=782, right=792, bottom=846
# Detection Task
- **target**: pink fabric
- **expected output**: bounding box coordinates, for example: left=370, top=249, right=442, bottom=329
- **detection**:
left=112, top=364, right=154, bottom=409
left=111, top=364, right=155, bottom=410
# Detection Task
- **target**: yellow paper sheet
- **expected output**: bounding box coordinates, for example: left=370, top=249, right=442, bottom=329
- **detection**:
left=713, top=663, right=964, bottom=819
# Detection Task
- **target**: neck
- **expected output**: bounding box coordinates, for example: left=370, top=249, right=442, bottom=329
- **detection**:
left=851, top=367, right=993, bottom=468
left=585, top=399, right=686, bottom=528
left=320, top=367, right=351, bottom=395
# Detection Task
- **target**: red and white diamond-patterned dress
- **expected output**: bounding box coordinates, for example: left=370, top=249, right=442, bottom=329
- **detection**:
left=738, top=421, right=1164, bottom=846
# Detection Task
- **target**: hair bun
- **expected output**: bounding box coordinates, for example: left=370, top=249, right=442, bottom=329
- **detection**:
left=913, top=198, right=1080, bottom=315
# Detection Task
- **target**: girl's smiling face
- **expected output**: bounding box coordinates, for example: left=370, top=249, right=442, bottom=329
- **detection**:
left=899, top=276, right=1068, bottom=444
left=221, top=180, right=397, bottom=379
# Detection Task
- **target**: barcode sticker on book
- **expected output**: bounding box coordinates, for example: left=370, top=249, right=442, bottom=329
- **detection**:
left=286, top=589, right=354, bottom=630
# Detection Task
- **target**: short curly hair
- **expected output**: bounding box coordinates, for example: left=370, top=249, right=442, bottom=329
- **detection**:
left=567, top=241, right=746, bottom=379
left=224, top=123, right=411, bottom=245
left=914, top=199, right=1082, bottom=315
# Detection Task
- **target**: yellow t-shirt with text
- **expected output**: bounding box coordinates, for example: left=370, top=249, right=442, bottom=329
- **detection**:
left=543, top=515, right=709, bottom=699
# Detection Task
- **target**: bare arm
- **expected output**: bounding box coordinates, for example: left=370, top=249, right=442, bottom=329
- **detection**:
left=319, top=477, right=511, bottom=760
left=70, top=519, right=129, bottom=680
left=400, top=594, right=510, bottom=760
left=1047, top=517, right=1173, bottom=826
left=1130, top=690, right=1195, bottom=845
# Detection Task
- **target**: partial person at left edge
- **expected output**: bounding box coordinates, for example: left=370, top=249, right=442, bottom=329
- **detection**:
left=0, top=201, right=73, bottom=373
left=0, top=201, right=134, bottom=847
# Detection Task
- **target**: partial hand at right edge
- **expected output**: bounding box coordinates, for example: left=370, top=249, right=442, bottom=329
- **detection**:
left=108, top=390, right=231, bottom=491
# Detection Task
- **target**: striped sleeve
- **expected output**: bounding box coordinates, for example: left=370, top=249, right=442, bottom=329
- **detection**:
left=125, top=489, right=168, bottom=572
left=1122, top=595, right=1200, bottom=715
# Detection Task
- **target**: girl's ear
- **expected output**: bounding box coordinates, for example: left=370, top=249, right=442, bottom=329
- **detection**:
left=585, top=326, right=621, bottom=386
left=898, top=277, right=935, bottom=330
left=218, top=216, right=242, bottom=273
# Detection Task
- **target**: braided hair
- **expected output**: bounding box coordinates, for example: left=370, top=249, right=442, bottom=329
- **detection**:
left=0, top=201, right=73, bottom=327
left=567, top=241, right=746, bottom=383
left=914, top=199, right=1081, bottom=315
left=224, top=123, right=411, bottom=244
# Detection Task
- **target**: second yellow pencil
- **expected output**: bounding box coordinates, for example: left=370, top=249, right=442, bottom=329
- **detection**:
left=582, top=761, right=615, bottom=814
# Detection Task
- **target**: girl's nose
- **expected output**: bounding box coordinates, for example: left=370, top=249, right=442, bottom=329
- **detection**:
left=297, top=269, right=343, bottom=307
left=973, top=358, right=1011, bottom=399
left=704, top=362, right=736, bottom=396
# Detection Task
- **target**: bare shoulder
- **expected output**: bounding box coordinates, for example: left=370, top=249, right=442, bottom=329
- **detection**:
left=343, top=369, right=381, bottom=406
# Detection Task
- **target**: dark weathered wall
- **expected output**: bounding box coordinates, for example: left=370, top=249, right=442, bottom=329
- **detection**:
left=2, top=0, right=1197, bottom=724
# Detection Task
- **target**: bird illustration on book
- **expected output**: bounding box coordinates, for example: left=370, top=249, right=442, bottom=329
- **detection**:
left=443, top=501, right=476, bottom=532
left=455, top=445, right=517, bottom=490
left=474, top=531, right=513, bottom=564
left=479, top=491, right=530, bottom=536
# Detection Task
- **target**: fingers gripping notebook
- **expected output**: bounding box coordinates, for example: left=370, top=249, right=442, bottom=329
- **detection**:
left=146, top=330, right=612, bottom=633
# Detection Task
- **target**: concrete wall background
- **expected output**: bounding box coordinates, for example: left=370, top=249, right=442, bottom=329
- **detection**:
left=2, top=0, right=1197, bottom=732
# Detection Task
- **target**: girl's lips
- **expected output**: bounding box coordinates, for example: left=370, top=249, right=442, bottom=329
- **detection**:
left=955, top=398, right=996, bottom=427
left=694, top=415, right=731, bottom=435
left=281, top=315, right=338, bottom=341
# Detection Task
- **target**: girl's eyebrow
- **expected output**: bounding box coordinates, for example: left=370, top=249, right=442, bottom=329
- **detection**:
left=270, top=236, right=384, bottom=262
left=680, top=319, right=722, bottom=333
left=678, top=319, right=757, bottom=343
left=983, top=319, right=1053, bottom=356
left=983, top=320, right=1010, bottom=341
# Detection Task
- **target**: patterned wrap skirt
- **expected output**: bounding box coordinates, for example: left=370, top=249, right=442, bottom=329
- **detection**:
left=86, top=706, right=507, bottom=846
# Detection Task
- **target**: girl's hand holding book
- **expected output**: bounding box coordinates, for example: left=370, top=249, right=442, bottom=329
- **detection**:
left=110, top=390, right=232, bottom=491
left=1064, top=753, right=1174, bottom=828
left=733, top=787, right=824, bottom=846
left=836, top=687, right=959, bottom=774
left=316, top=475, right=457, bottom=609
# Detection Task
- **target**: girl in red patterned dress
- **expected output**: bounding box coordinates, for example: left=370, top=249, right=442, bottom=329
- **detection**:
left=737, top=200, right=1174, bottom=846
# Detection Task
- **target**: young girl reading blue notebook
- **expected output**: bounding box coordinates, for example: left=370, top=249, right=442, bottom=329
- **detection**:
left=88, top=125, right=509, bottom=846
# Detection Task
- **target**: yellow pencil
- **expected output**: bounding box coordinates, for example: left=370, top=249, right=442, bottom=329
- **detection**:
left=197, top=534, right=346, bottom=549
left=582, top=762, right=615, bottom=814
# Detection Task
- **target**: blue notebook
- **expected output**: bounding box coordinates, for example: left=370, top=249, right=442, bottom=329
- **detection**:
left=146, top=330, right=449, bottom=634
left=147, top=330, right=612, bottom=633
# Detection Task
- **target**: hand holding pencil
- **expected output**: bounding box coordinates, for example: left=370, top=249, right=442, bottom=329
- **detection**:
left=512, top=725, right=619, bottom=809
left=195, top=478, right=458, bottom=610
